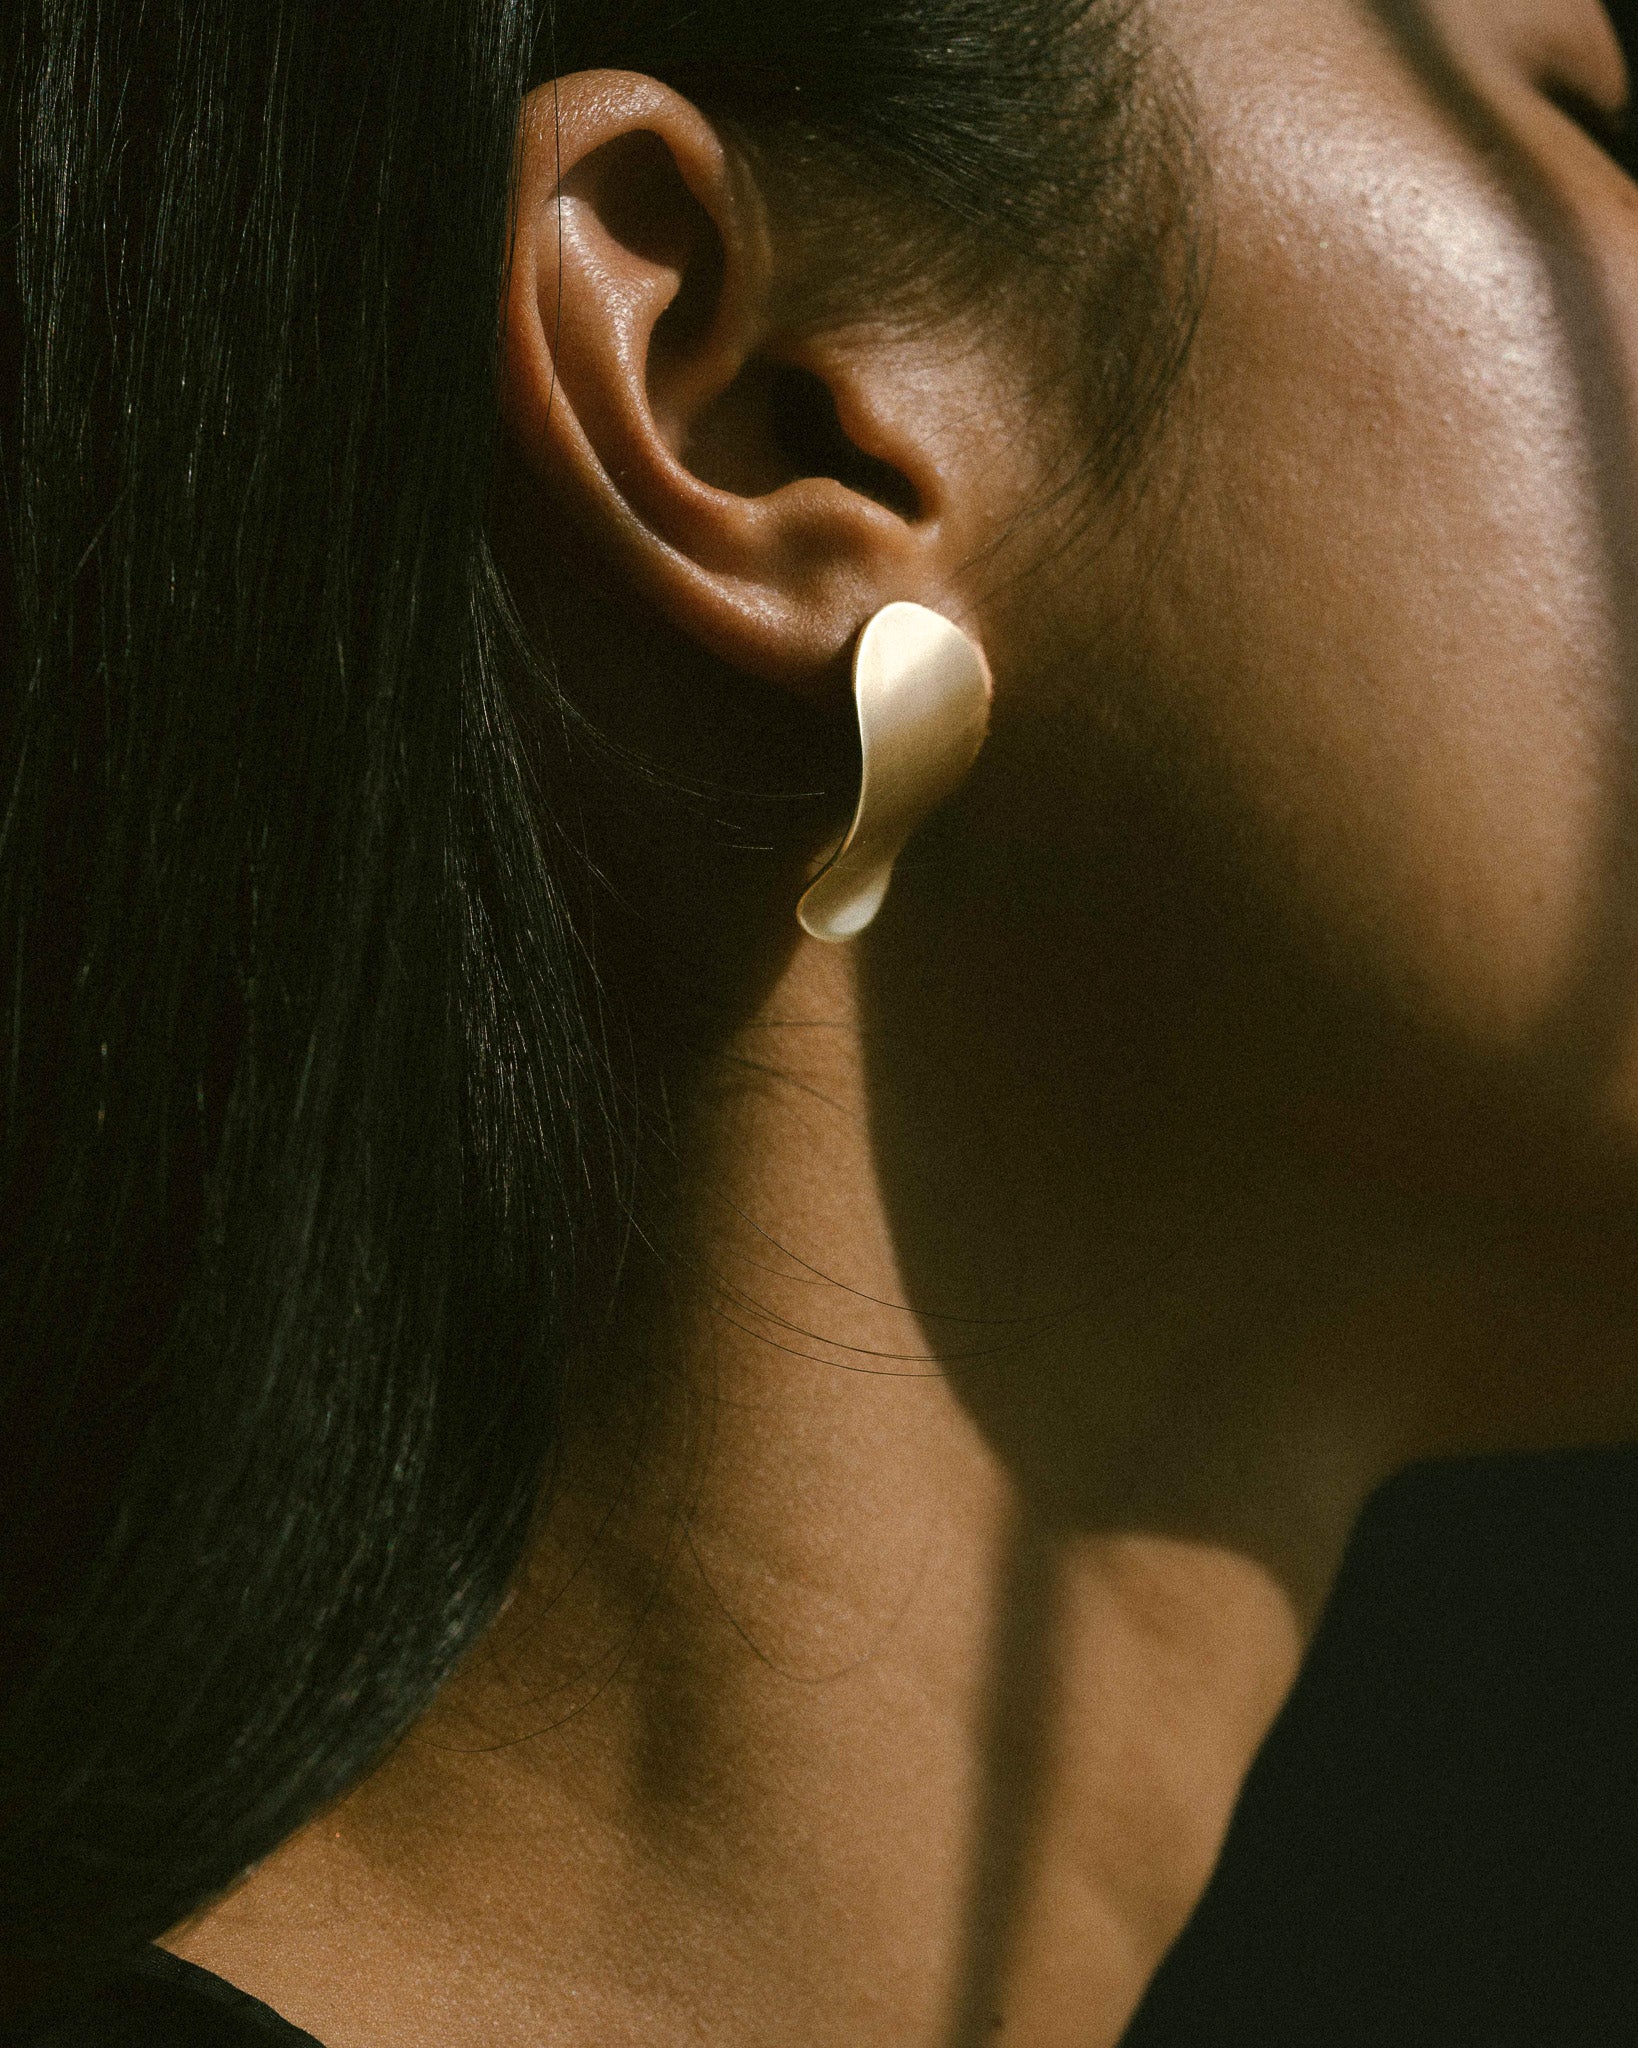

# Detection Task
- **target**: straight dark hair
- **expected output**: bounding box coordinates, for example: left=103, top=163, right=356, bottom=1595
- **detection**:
left=0, top=0, right=1188, bottom=2005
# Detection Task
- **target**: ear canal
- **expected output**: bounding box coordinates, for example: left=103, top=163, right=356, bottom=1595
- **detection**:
left=797, top=602, right=993, bottom=944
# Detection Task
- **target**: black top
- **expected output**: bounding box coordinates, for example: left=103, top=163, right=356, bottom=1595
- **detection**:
left=16, top=1949, right=319, bottom=2047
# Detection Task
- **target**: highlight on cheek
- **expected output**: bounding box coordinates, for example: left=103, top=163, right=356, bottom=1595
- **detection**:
left=1160, top=0, right=1632, bottom=1064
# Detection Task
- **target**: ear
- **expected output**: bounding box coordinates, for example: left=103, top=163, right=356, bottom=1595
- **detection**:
left=500, top=71, right=988, bottom=699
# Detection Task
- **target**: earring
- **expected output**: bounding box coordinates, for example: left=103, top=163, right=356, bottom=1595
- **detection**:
left=797, top=603, right=992, bottom=943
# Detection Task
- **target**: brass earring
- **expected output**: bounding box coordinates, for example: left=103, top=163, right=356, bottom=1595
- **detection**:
left=797, top=601, right=993, bottom=944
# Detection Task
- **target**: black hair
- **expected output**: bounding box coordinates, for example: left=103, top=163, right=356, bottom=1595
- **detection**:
left=0, top=0, right=1190, bottom=2006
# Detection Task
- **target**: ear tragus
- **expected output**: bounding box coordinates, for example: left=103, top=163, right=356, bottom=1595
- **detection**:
left=681, top=358, right=923, bottom=512
left=765, top=364, right=922, bottom=519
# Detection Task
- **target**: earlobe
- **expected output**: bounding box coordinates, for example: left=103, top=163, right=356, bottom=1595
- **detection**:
left=499, top=71, right=948, bottom=698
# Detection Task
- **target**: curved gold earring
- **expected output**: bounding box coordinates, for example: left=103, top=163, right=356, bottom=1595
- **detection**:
left=797, top=602, right=993, bottom=944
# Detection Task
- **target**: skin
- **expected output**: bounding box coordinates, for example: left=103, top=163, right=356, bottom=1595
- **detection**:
left=168, top=2, right=1638, bottom=2043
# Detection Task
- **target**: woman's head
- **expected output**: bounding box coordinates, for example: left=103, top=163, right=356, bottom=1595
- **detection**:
left=0, top=0, right=1189, bottom=1997
left=5, top=0, right=1638, bottom=2009
left=510, top=0, right=1638, bottom=1499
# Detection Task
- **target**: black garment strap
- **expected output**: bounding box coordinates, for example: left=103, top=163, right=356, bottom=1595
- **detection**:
left=15, top=1948, right=324, bottom=2048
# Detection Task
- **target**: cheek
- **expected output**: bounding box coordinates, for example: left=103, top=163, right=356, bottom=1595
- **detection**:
left=1101, top=66, right=1629, bottom=1083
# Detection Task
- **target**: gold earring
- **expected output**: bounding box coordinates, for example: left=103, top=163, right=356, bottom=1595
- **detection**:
left=797, top=602, right=992, bottom=943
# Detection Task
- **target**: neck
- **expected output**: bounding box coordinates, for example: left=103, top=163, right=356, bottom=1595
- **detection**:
left=167, top=938, right=1411, bottom=2048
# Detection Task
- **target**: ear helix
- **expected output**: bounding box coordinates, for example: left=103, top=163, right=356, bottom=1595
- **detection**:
left=797, top=602, right=993, bottom=943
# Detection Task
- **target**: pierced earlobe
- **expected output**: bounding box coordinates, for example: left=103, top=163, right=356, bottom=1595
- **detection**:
left=797, top=603, right=993, bottom=943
